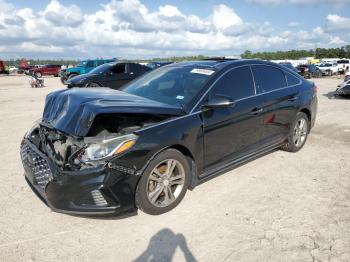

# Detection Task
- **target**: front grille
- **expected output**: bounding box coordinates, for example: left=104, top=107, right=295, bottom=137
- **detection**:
left=21, top=141, right=53, bottom=191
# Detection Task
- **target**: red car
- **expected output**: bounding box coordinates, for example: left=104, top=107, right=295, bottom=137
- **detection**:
left=0, top=60, right=8, bottom=74
left=30, top=64, right=61, bottom=77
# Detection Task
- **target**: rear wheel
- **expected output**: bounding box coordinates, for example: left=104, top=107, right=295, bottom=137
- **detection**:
left=281, top=112, right=309, bottom=152
left=135, top=149, right=190, bottom=215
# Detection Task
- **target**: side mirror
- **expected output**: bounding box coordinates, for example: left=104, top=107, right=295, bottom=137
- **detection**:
left=202, top=95, right=235, bottom=110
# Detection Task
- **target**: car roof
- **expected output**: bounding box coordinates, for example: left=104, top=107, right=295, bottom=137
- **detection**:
left=168, top=59, right=284, bottom=71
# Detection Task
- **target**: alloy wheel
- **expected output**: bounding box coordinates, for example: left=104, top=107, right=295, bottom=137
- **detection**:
left=293, top=118, right=308, bottom=147
left=146, top=159, right=185, bottom=208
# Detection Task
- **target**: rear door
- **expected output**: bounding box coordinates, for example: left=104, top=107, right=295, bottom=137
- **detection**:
left=201, top=66, right=264, bottom=173
left=251, top=65, right=300, bottom=146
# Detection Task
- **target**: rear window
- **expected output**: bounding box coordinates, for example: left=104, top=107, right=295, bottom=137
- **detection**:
left=252, top=65, right=287, bottom=93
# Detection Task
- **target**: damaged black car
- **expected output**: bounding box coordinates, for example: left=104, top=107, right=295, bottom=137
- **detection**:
left=21, top=59, right=317, bottom=216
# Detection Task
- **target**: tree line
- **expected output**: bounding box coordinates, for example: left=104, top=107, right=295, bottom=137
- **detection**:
left=3, top=45, right=349, bottom=65
left=241, top=45, right=350, bottom=60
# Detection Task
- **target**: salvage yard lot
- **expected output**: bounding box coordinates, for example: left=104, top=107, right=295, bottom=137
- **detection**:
left=0, top=76, right=349, bottom=261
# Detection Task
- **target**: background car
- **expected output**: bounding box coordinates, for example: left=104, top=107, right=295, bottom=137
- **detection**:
left=336, top=80, right=350, bottom=97
left=60, top=58, right=116, bottom=84
left=337, top=59, right=350, bottom=74
left=30, top=64, right=61, bottom=77
left=146, top=61, right=173, bottom=69
left=8, top=66, right=18, bottom=74
left=318, top=63, right=339, bottom=76
left=296, top=64, right=322, bottom=78
left=0, top=60, right=9, bottom=74
left=66, top=62, right=151, bottom=89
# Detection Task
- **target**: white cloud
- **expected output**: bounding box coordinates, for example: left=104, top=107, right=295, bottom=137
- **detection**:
left=326, top=14, right=350, bottom=31
left=0, top=0, right=348, bottom=59
left=288, top=22, right=301, bottom=27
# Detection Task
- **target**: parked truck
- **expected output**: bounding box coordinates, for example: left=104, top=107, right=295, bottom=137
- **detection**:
left=60, top=58, right=116, bottom=84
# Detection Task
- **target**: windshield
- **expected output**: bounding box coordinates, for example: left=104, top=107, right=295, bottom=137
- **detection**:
left=89, top=63, right=111, bottom=74
left=76, top=61, right=88, bottom=67
left=122, top=66, right=214, bottom=107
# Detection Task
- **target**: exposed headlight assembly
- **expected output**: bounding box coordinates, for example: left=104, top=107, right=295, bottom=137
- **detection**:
left=81, top=134, right=138, bottom=162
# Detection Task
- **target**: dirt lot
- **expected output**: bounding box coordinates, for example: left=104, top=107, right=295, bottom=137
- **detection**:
left=0, top=75, right=349, bottom=262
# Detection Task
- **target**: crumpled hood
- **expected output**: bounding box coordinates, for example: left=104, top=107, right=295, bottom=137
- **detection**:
left=42, top=88, right=184, bottom=137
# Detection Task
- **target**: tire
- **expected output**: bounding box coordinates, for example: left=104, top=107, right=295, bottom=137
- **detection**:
left=86, top=82, right=102, bottom=88
left=281, top=112, right=309, bottom=153
left=135, top=149, right=190, bottom=215
left=67, top=73, right=78, bottom=80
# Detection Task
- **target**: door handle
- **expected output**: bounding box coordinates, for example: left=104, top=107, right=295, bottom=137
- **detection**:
left=250, top=107, right=263, bottom=115
left=288, top=95, right=299, bottom=102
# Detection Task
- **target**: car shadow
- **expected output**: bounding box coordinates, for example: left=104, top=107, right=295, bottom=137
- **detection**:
left=133, top=228, right=197, bottom=262
left=323, top=91, right=350, bottom=100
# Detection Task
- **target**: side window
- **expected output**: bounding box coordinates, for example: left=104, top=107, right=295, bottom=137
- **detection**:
left=129, top=64, right=142, bottom=74
left=285, top=73, right=301, bottom=86
left=111, top=64, right=126, bottom=74
left=211, top=66, right=255, bottom=100
left=252, top=65, right=287, bottom=93
left=86, top=61, right=94, bottom=67
left=97, top=60, right=105, bottom=66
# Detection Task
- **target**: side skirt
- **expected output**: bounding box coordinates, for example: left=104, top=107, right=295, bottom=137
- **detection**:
left=195, top=141, right=284, bottom=187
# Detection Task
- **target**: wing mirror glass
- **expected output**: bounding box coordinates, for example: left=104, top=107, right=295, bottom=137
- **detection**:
left=202, top=95, right=236, bottom=110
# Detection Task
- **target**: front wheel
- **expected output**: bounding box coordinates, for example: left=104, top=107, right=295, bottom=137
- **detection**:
left=135, top=149, right=190, bottom=215
left=86, top=82, right=102, bottom=88
left=281, top=112, right=309, bottom=152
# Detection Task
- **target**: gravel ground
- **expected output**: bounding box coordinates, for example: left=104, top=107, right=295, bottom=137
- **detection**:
left=0, top=75, right=349, bottom=262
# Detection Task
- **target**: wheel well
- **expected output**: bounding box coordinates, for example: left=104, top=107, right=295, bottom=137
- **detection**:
left=299, top=108, right=311, bottom=122
left=168, top=144, right=197, bottom=189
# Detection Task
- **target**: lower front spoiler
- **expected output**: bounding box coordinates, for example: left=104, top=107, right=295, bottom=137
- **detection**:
left=25, top=176, right=122, bottom=216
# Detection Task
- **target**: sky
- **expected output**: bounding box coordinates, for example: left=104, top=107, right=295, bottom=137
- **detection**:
left=0, top=0, right=349, bottom=60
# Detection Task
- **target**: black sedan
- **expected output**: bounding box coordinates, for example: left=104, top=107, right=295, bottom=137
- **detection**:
left=66, top=62, right=151, bottom=89
left=21, top=59, right=317, bottom=216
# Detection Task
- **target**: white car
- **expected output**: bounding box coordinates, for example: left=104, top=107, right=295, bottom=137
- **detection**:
left=8, top=66, right=18, bottom=74
left=337, top=59, right=350, bottom=74
left=318, top=63, right=339, bottom=76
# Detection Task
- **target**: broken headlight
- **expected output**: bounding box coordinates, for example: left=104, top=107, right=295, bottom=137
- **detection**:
left=81, top=134, right=138, bottom=162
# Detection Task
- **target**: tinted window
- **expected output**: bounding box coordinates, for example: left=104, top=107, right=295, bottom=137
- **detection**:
left=285, top=73, right=301, bottom=86
left=129, top=63, right=142, bottom=74
left=111, top=64, right=126, bottom=74
left=252, top=65, right=287, bottom=93
left=211, top=66, right=255, bottom=100
left=86, top=61, right=94, bottom=67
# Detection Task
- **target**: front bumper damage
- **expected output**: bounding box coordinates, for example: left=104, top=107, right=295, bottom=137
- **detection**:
left=20, top=135, right=140, bottom=216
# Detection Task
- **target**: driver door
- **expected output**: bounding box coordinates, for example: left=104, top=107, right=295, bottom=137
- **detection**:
left=201, top=66, right=264, bottom=174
